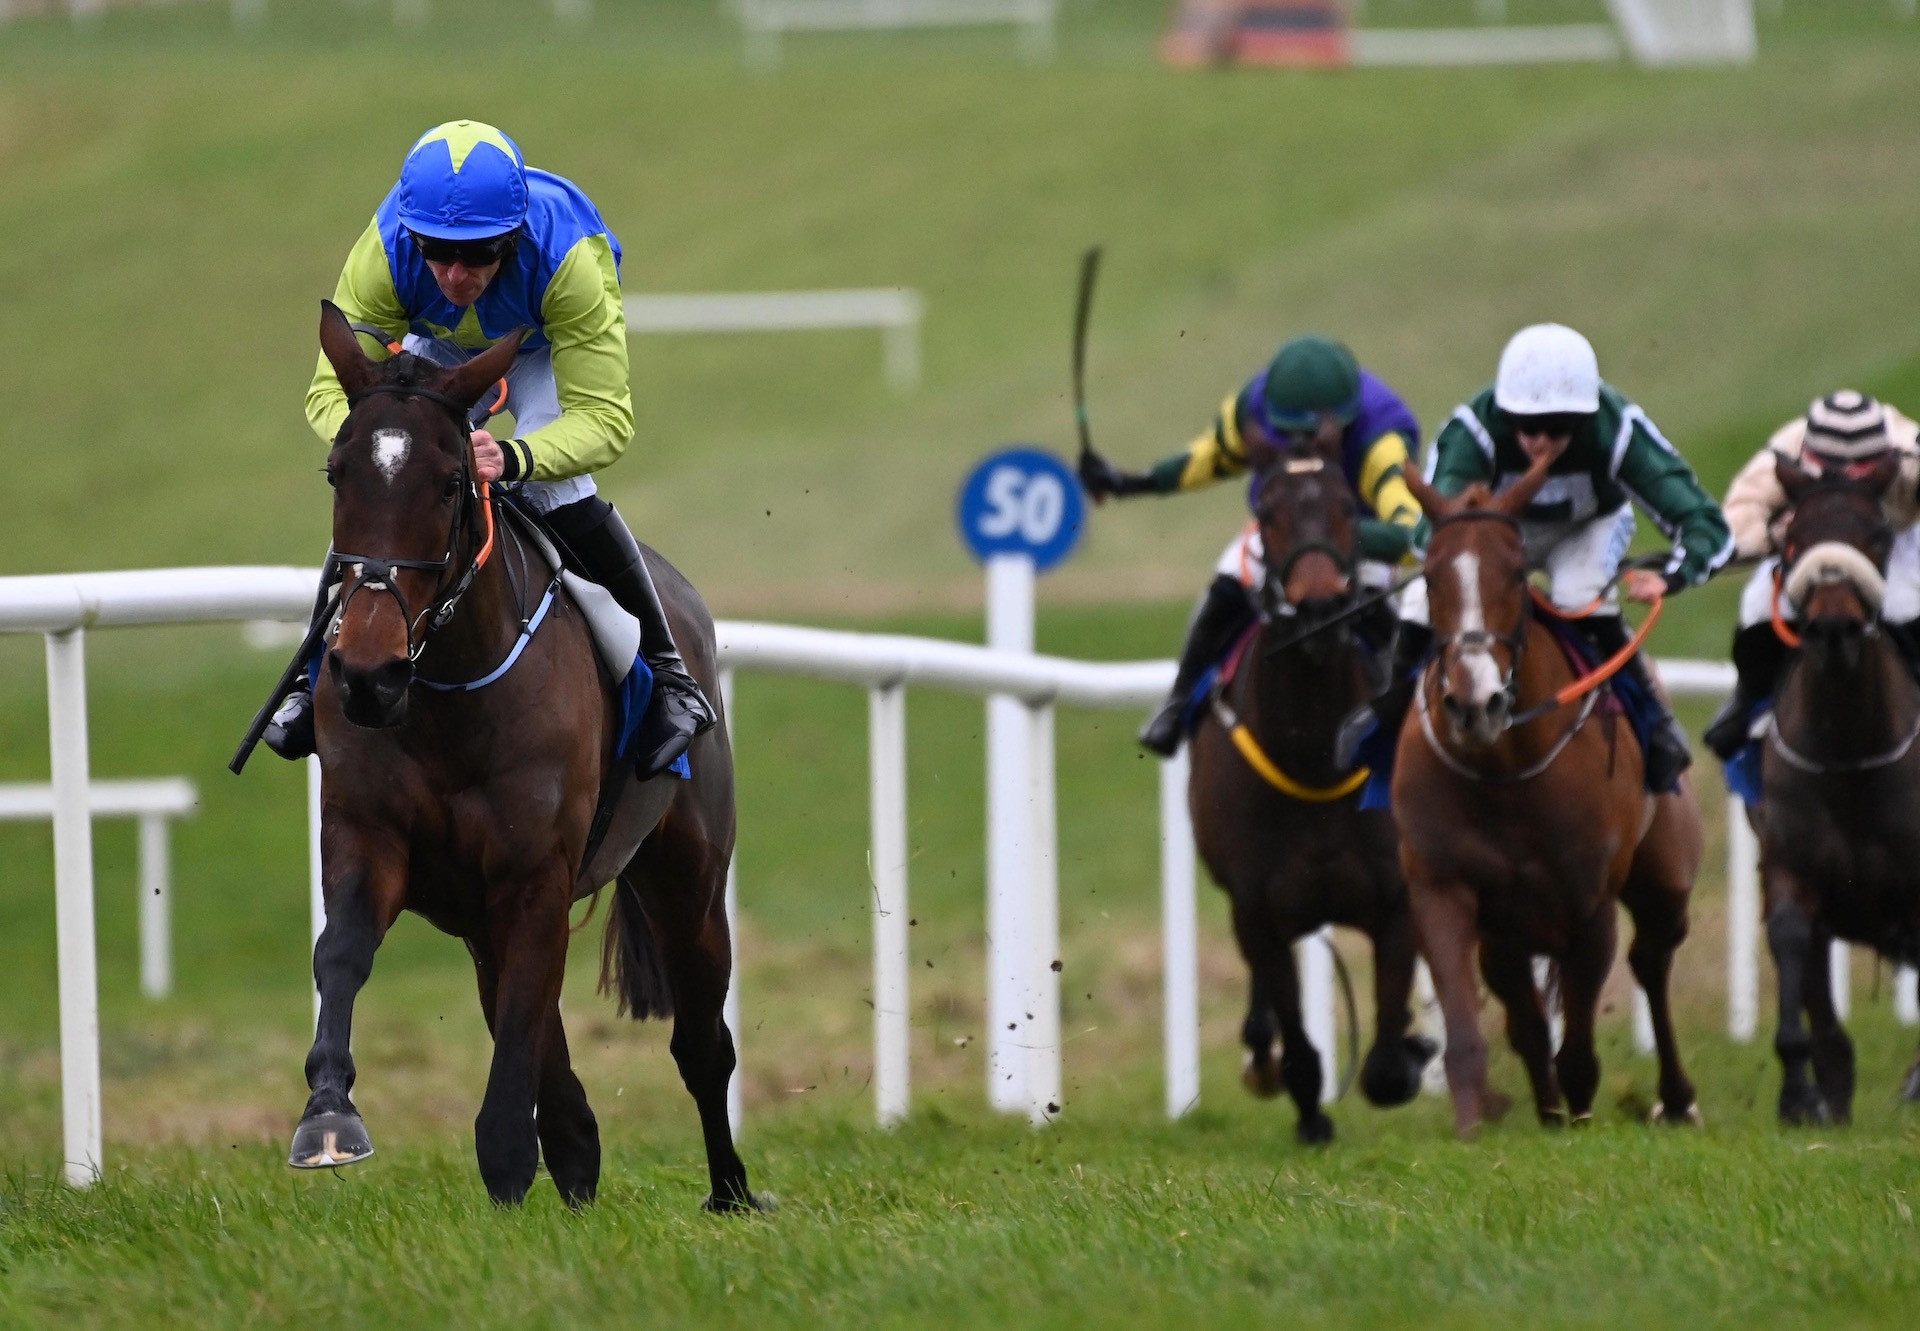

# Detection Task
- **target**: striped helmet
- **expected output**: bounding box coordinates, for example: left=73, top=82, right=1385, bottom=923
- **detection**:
left=396, top=120, right=528, bottom=241
left=1802, top=390, right=1891, bottom=472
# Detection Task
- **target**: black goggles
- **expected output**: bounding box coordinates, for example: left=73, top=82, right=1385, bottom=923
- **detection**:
left=409, top=229, right=519, bottom=267
left=1509, top=412, right=1586, bottom=440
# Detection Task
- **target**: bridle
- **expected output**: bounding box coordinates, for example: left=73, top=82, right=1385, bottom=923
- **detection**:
left=1253, top=457, right=1360, bottom=631
left=329, top=382, right=493, bottom=664
left=1423, top=507, right=1531, bottom=720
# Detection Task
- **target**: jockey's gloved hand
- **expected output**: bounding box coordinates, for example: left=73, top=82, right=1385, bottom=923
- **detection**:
left=1078, top=450, right=1155, bottom=503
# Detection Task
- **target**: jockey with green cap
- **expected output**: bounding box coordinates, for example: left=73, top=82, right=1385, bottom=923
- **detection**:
left=1081, top=334, right=1426, bottom=756
left=263, top=119, right=714, bottom=776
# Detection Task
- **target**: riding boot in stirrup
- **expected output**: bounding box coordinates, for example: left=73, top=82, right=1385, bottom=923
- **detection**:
left=1139, top=575, right=1255, bottom=758
left=547, top=498, right=716, bottom=777
left=1581, top=614, right=1691, bottom=793
left=262, top=562, right=340, bottom=762
left=1703, top=621, right=1791, bottom=761
left=1333, top=620, right=1432, bottom=771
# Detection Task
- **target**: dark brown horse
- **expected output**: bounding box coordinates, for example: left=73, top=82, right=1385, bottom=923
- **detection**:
left=1188, top=456, right=1435, bottom=1144
left=1760, top=452, right=1920, bottom=1123
left=1397, top=457, right=1702, bottom=1138
left=294, top=302, right=760, bottom=1211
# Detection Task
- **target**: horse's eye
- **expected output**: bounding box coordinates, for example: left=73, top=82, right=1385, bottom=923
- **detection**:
left=322, top=466, right=337, bottom=489
left=442, top=475, right=463, bottom=499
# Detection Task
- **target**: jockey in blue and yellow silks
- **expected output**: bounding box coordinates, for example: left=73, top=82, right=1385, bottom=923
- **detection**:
left=1080, top=335, right=1426, bottom=756
left=265, top=120, right=713, bottom=777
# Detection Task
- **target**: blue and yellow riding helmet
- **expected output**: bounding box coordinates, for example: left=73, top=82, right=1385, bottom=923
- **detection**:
left=396, top=120, right=528, bottom=242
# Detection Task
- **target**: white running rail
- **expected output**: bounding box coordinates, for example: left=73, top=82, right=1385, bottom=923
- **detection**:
left=623, top=290, right=924, bottom=392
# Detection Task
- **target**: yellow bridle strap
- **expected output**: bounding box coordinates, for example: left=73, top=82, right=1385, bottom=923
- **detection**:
left=1228, top=725, right=1370, bottom=802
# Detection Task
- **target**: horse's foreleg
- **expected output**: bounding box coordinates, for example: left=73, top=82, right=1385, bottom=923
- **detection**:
left=1478, top=931, right=1564, bottom=1127
left=1409, top=877, right=1506, bottom=1138
left=1619, top=875, right=1699, bottom=1124
left=473, top=873, right=570, bottom=1206
left=1801, top=918, right=1855, bottom=1125
left=535, top=1009, right=601, bottom=1208
left=1554, top=907, right=1616, bottom=1123
left=1240, top=971, right=1282, bottom=1100
left=1767, top=886, right=1825, bottom=1125
left=290, top=853, right=404, bottom=1170
left=1359, top=908, right=1434, bottom=1108
left=1230, top=896, right=1330, bottom=1143
left=628, top=832, right=761, bottom=1213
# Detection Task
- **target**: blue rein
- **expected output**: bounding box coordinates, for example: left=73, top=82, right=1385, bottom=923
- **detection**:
left=415, top=576, right=559, bottom=693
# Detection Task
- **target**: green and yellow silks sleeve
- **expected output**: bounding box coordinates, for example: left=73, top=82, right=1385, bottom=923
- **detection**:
left=305, top=219, right=409, bottom=444
left=1143, top=392, right=1255, bottom=494
left=521, top=234, right=633, bottom=481
left=1354, top=430, right=1423, bottom=562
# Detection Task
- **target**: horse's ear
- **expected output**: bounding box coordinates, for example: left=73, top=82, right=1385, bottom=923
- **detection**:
left=319, top=300, right=379, bottom=398
left=437, top=329, right=527, bottom=411
left=1493, top=449, right=1555, bottom=517
left=1776, top=450, right=1816, bottom=503
left=1402, top=467, right=1453, bottom=523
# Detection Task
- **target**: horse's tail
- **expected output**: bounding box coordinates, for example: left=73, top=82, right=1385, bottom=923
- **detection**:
left=599, top=873, right=674, bottom=1020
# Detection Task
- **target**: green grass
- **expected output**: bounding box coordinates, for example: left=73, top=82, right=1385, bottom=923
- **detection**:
left=6, top=3, right=1920, bottom=1324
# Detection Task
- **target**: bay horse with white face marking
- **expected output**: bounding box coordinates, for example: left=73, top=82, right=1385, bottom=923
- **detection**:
left=1761, top=452, right=1920, bottom=1123
left=1188, top=454, right=1435, bottom=1144
left=1397, top=456, right=1703, bottom=1138
left=296, top=301, right=760, bottom=1211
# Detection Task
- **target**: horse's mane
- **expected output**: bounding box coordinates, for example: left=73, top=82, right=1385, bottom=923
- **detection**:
left=374, top=352, right=444, bottom=389
left=1452, top=482, right=1496, bottom=509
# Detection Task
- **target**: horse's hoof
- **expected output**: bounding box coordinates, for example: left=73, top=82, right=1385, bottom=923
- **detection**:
left=1360, top=1036, right=1434, bottom=1109
left=1241, top=1060, right=1284, bottom=1100
left=1778, top=1091, right=1830, bottom=1128
left=1570, top=1111, right=1593, bottom=1129
left=1481, top=1089, right=1514, bottom=1124
left=1539, top=1107, right=1568, bottom=1130
left=289, top=1111, right=374, bottom=1170
left=1650, top=1100, right=1704, bottom=1127
left=1295, top=1114, right=1335, bottom=1147
left=703, top=1189, right=776, bottom=1216
left=1902, top=1065, right=1920, bottom=1104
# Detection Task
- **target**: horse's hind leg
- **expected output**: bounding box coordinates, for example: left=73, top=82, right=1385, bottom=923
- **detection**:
left=1620, top=873, right=1699, bottom=1125
left=290, top=848, right=405, bottom=1170
left=1359, top=907, right=1435, bottom=1108
left=1801, top=919, right=1855, bottom=1124
left=624, top=829, right=762, bottom=1212
left=1478, top=931, right=1564, bottom=1127
left=473, top=872, right=570, bottom=1206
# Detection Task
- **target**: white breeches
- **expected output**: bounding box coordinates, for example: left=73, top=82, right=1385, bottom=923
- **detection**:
left=1397, top=505, right=1637, bottom=628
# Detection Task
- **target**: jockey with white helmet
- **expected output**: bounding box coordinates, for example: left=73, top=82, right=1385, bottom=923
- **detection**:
left=1702, top=390, right=1920, bottom=759
left=264, top=120, right=713, bottom=776
left=1379, top=323, right=1733, bottom=793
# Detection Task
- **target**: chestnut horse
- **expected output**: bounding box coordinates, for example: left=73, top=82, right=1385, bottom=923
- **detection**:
left=1397, top=457, right=1702, bottom=1137
left=295, top=302, right=760, bottom=1211
left=1188, top=456, right=1435, bottom=1143
left=1760, top=453, right=1920, bottom=1123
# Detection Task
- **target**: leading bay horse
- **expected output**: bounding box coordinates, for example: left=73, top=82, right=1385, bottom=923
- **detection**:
left=295, top=301, right=760, bottom=1210
left=1761, top=452, right=1920, bottom=1123
left=1397, top=456, right=1702, bottom=1137
left=1189, top=455, right=1435, bottom=1144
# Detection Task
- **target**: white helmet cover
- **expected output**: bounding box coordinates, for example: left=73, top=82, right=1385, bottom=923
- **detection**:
left=1494, top=323, right=1601, bottom=416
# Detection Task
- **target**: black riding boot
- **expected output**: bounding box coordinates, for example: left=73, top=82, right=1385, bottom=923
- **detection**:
left=1333, top=620, right=1432, bottom=771
left=1139, top=575, right=1256, bottom=757
left=1579, top=614, right=1691, bottom=793
left=262, top=562, right=341, bottom=762
left=1703, top=621, right=1791, bottom=761
left=546, top=496, right=716, bottom=777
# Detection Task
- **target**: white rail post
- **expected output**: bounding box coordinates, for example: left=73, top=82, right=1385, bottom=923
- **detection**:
left=1533, top=956, right=1564, bottom=1051
left=137, top=814, right=171, bottom=1000
left=1727, top=800, right=1759, bottom=1041
left=883, top=299, right=923, bottom=393
left=721, top=668, right=743, bottom=1135
left=232, top=0, right=267, bottom=26
left=307, top=755, right=324, bottom=1023
left=1299, top=929, right=1337, bottom=1103
left=1830, top=939, right=1850, bottom=1021
left=1414, top=961, right=1447, bottom=1094
left=869, top=683, right=910, bottom=1127
left=1632, top=987, right=1654, bottom=1054
left=984, top=553, right=1035, bottom=1112
left=1025, top=700, right=1061, bottom=1124
left=1159, top=750, right=1200, bottom=1119
left=1898, top=966, right=1920, bottom=1026
left=47, top=629, right=102, bottom=1187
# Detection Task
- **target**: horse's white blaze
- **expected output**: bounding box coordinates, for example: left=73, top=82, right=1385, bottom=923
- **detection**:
left=1453, top=551, right=1505, bottom=707
left=371, top=429, right=411, bottom=485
